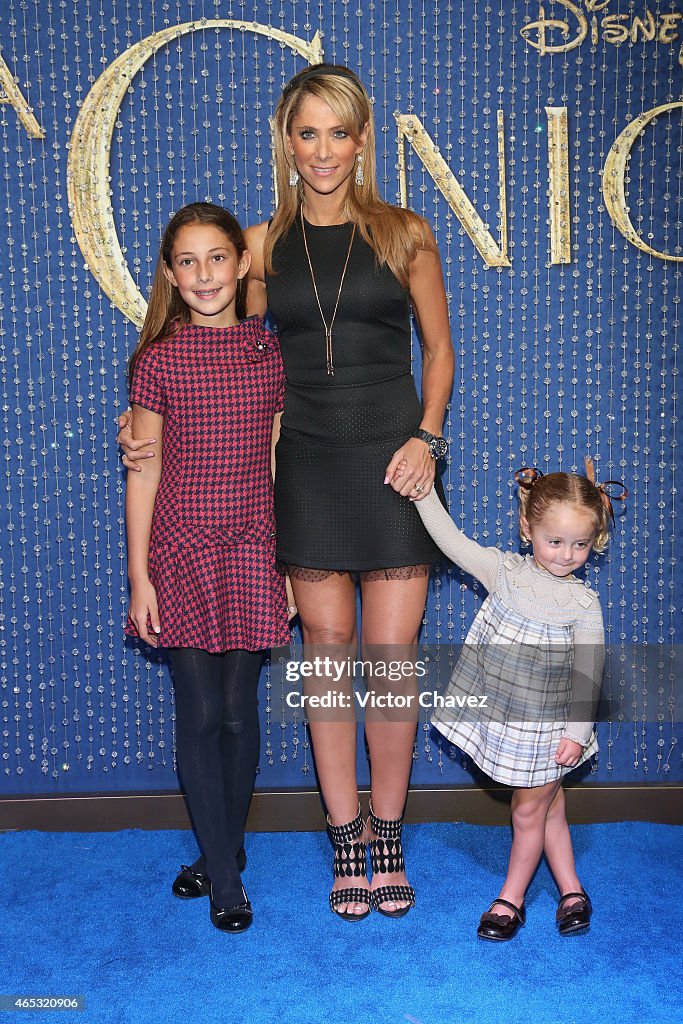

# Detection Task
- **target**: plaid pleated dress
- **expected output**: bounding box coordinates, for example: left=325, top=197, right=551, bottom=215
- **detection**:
left=125, top=318, right=291, bottom=653
left=418, top=491, right=604, bottom=788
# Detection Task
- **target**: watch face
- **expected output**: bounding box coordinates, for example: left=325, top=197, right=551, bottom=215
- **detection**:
left=431, top=437, right=449, bottom=459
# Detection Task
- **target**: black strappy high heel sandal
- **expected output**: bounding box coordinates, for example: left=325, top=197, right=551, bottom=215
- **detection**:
left=327, top=806, right=371, bottom=921
left=368, top=802, right=416, bottom=918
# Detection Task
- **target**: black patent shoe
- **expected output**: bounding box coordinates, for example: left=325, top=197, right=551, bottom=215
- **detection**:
left=209, top=885, right=253, bottom=933
left=556, top=891, right=592, bottom=935
left=477, top=898, right=526, bottom=941
left=172, top=864, right=210, bottom=900
left=172, top=847, right=247, bottom=899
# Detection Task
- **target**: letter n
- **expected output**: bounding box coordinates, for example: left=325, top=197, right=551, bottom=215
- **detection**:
left=395, top=112, right=510, bottom=267
left=0, top=56, right=44, bottom=138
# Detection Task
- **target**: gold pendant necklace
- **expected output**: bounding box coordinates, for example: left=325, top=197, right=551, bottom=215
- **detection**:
left=300, top=207, right=356, bottom=376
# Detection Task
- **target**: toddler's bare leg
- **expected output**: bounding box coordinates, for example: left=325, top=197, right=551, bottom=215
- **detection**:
left=491, top=779, right=563, bottom=915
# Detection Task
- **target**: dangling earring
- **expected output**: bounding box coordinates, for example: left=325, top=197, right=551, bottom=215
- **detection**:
left=355, top=152, right=364, bottom=187
left=289, top=164, right=299, bottom=187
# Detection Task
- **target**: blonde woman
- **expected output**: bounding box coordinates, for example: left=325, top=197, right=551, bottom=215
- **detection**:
left=120, top=64, right=454, bottom=920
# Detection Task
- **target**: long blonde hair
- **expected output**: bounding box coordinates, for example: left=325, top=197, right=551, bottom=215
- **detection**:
left=129, top=203, right=248, bottom=384
left=265, top=64, right=437, bottom=286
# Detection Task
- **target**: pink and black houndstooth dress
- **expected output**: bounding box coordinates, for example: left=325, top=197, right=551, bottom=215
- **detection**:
left=125, top=317, right=291, bottom=653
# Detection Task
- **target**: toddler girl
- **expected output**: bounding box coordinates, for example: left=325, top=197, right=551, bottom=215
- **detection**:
left=415, top=462, right=625, bottom=939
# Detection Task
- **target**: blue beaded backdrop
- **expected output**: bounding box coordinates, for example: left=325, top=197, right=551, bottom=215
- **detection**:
left=0, top=1, right=680, bottom=795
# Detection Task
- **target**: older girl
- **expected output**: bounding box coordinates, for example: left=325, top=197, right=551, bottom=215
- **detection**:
left=125, top=203, right=290, bottom=933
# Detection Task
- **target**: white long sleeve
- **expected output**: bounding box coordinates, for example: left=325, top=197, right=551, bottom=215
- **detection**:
left=415, top=488, right=501, bottom=591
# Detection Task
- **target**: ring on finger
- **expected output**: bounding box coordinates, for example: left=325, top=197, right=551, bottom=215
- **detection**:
left=414, top=483, right=424, bottom=493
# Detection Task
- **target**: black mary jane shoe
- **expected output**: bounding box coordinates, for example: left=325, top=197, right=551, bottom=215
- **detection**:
left=172, top=847, right=247, bottom=900
left=172, top=864, right=210, bottom=900
left=556, top=891, right=592, bottom=935
left=209, top=885, right=253, bottom=934
left=477, top=898, right=526, bottom=941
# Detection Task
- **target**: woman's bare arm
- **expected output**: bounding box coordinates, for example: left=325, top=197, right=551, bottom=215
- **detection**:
left=125, top=405, right=164, bottom=644
left=244, top=221, right=269, bottom=317
left=385, top=220, right=454, bottom=498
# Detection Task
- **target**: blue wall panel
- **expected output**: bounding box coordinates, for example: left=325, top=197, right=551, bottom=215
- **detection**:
left=0, top=1, right=680, bottom=795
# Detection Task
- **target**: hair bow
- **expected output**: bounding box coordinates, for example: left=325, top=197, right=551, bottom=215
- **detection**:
left=584, top=456, right=628, bottom=524
left=514, top=466, right=543, bottom=490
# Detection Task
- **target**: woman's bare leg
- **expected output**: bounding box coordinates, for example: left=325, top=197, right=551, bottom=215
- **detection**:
left=360, top=573, right=429, bottom=911
left=290, top=571, right=365, bottom=914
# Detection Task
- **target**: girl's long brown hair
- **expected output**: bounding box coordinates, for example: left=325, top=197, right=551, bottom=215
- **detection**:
left=265, top=64, right=437, bottom=285
left=128, top=203, right=248, bottom=384
left=518, top=472, right=611, bottom=553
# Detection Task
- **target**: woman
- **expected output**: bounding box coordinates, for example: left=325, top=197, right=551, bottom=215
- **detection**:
left=120, top=63, right=454, bottom=920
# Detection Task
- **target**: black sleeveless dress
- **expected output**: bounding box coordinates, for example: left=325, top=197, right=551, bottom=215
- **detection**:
left=266, top=216, right=444, bottom=571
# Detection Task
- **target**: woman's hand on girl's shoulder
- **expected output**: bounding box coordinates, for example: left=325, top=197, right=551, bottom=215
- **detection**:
left=128, top=579, right=161, bottom=647
left=117, top=409, right=157, bottom=470
left=244, top=221, right=269, bottom=315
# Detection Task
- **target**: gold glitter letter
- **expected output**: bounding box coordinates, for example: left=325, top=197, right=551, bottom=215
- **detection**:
left=67, top=22, right=323, bottom=326
left=520, top=1, right=587, bottom=55
left=0, top=57, right=44, bottom=139
left=546, top=107, right=571, bottom=264
left=603, top=102, right=683, bottom=262
left=395, top=112, right=510, bottom=267
left=629, top=13, right=656, bottom=43
left=601, top=15, right=630, bottom=45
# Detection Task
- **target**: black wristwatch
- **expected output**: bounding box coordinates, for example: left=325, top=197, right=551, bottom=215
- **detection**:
left=412, top=428, right=449, bottom=460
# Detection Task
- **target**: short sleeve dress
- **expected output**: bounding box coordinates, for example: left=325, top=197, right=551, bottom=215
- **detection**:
left=125, top=317, right=291, bottom=653
left=416, top=490, right=604, bottom=788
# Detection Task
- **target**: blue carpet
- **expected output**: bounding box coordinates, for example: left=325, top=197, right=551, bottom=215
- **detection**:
left=3, top=822, right=681, bottom=1024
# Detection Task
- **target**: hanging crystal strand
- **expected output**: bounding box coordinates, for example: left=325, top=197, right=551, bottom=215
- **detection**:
left=658, top=36, right=679, bottom=775
left=1, top=0, right=29, bottom=778
left=301, top=717, right=311, bottom=776
left=634, top=20, right=651, bottom=775
left=264, top=655, right=274, bottom=769
left=86, top=0, right=119, bottom=774
left=448, top=0, right=470, bottom=776
left=176, top=0, right=188, bottom=204
left=531, top=0, right=543, bottom=479
left=518, top=0, right=531, bottom=499
left=279, top=662, right=288, bottom=766
left=419, top=0, right=435, bottom=767
left=592, top=9, right=616, bottom=773
left=500, top=2, right=514, bottom=558
left=612, top=25, right=642, bottom=772
left=18, top=0, right=60, bottom=778
left=606, top=28, right=629, bottom=768
left=58, top=0, right=84, bottom=770
left=652, top=7, right=667, bottom=777
left=582, top=0, right=605, bottom=774
left=0, top=68, right=8, bottom=777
